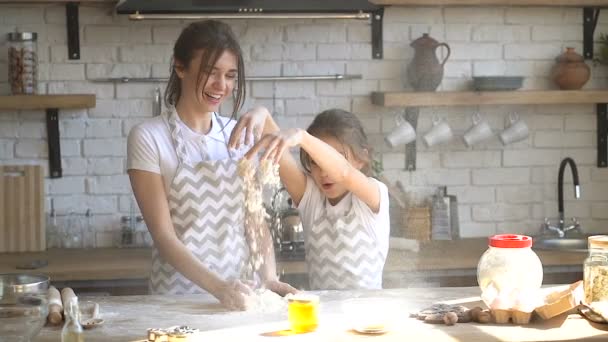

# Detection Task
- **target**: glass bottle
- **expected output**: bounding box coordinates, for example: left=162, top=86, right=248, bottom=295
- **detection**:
left=431, top=186, right=450, bottom=240
left=120, top=215, right=134, bottom=247
left=7, top=31, right=38, bottom=94
left=82, top=209, right=96, bottom=249
left=584, top=235, right=608, bottom=304
left=61, top=297, right=84, bottom=342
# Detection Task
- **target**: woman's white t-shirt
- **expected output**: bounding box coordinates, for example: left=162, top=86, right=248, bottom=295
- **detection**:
left=127, top=108, right=250, bottom=194
left=297, top=176, right=391, bottom=261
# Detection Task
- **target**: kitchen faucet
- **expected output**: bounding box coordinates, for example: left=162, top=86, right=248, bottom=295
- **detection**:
left=542, top=157, right=582, bottom=238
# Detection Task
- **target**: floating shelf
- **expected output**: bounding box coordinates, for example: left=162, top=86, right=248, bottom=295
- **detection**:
left=0, top=94, right=95, bottom=110
left=371, top=90, right=608, bottom=107
left=372, top=90, right=608, bottom=169
left=0, top=94, right=96, bottom=179
left=370, top=0, right=608, bottom=6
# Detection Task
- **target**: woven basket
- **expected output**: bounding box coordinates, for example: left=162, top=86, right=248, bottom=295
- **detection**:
left=403, top=207, right=431, bottom=241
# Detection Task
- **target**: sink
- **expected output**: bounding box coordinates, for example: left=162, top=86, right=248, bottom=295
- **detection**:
left=533, top=236, right=589, bottom=252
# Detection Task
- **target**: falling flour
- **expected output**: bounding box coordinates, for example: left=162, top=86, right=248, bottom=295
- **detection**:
left=237, top=158, right=281, bottom=280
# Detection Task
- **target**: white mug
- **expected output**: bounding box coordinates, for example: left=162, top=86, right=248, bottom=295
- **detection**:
left=385, top=113, right=416, bottom=148
left=499, top=113, right=529, bottom=145
left=423, top=116, right=453, bottom=147
left=463, top=113, right=493, bottom=147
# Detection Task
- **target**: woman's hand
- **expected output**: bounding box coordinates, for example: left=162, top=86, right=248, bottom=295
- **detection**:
left=244, top=128, right=304, bottom=164
left=214, top=279, right=254, bottom=311
left=264, top=279, right=299, bottom=297
left=229, top=106, right=271, bottom=150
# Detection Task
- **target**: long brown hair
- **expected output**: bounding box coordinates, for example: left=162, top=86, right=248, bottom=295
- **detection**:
left=300, top=109, right=373, bottom=176
left=164, top=20, right=246, bottom=119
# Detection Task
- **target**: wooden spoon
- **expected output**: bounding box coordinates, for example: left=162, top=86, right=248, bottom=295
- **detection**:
left=81, top=302, right=104, bottom=329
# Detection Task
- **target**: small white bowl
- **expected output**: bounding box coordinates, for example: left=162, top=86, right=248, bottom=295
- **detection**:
left=341, top=297, right=402, bottom=334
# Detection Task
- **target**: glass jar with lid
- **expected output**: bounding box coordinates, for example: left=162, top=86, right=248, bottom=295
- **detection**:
left=477, top=234, right=543, bottom=310
left=584, top=235, right=608, bottom=304
left=7, top=32, right=38, bottom=94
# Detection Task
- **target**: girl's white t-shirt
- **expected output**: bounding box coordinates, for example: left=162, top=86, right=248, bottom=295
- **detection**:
left=296, top=176, right=391, bottom=260
left=127, top=108, right=250, bottom=195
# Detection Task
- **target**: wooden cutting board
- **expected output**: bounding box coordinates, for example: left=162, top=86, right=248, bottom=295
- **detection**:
left=0, top=165, right=45, bottom=252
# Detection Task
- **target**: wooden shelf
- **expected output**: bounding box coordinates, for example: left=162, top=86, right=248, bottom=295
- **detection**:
left=371, top=90, right=608, bottom=107
left=0, top=94, right=95, bottom=111
left=370, top=0, right=608, bottom=6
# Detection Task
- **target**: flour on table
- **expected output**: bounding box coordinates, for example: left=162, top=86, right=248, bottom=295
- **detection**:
left=244, top=288, right=287, bottom=313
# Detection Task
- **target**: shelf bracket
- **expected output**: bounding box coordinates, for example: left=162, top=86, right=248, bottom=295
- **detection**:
left=45, top=108, right=62, bottom=178
left=583, top=7, right=600, bottom=60
left=404, top=108, right=419, bottom=171
left=371, top=8, right=384, bottom=59
left=66, top=2, right=80, bottom=60
left=598, top=103, right=608, bottom=168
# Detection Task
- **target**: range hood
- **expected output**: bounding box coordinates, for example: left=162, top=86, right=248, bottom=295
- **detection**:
left=116, top=0, right=381, bottom=20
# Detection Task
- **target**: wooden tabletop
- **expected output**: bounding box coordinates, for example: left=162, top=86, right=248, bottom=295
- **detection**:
left=0, top=239, right=587, bottom=281
left=33, top=287, right=608, bottom=342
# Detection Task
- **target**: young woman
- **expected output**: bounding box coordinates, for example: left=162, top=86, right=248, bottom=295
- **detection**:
left=127, top=20, right=295, bottom=310
left=238, top=109, right=390, bottom=290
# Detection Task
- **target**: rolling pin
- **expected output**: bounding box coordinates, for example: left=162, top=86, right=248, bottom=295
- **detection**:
left=47, top=286, right=63, bottom=325
left=61, top=287, right=77, bottom=317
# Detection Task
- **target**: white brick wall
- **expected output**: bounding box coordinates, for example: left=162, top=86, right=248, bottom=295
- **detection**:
left=0, top=4, right=607, bottom=246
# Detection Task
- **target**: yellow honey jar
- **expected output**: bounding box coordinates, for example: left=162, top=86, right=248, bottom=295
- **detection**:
left=287, top=293, right=319, bottom=333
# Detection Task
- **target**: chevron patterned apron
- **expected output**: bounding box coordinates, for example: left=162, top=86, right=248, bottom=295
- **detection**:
left=305, top=199, right=384, bottom=290
left=149, top=110, right=248, bottom=294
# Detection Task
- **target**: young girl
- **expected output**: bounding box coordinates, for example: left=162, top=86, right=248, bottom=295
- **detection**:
left=127, top=20, right=295, bottom=310
left=239, top=109, right=390, bottom=290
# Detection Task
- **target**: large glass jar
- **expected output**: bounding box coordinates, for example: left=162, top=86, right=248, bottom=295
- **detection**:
left=584, top=235, right=608, bottom=304
left=7, top=31, right=38, bottom=94
left=477, top=234, right=543, bottom=310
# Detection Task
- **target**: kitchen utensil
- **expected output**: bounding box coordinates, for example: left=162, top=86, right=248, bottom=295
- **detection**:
left=153, top=87, right=162, bottom=116
left=61, top=287, right=76, bottom=317
left=47, top=286, right=63, bottom=325
left=473, top=76, right=523, bottom=91
left=0, top=165, right=45, bottom=252
left=0, top=273, right=49, bottom=342
left=81, top=301, right=104, bottom=329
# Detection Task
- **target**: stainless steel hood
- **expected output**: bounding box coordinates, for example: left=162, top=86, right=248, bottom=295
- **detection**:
left=115, top=0, right=385, bottom=59
left=116, top=0, right=381, bottom=20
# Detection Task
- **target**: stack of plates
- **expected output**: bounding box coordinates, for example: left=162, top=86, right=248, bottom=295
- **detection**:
left=473, top=76, right=524, bottom=91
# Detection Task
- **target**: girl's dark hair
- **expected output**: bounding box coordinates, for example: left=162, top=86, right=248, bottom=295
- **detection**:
left=165, top=20, right=246, bottom=119
left=300, top=109, right=373, bottom=176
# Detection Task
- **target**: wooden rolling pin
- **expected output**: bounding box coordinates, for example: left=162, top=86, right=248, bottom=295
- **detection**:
left=47, top=286, right=63, bottom=325
left=61, top=287, right=77, bottom=317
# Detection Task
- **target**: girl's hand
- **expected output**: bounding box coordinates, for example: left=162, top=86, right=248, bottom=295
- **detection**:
left=215, top=279, right=254, bottom=311
left=264, top=279, right=299, bottom=297
left=229, top=106, right=271, bottom=150
left=244, top=128, right=304, bottom=164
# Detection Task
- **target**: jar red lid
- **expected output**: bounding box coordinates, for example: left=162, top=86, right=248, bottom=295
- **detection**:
left=489, top=234, right=532, bottom=248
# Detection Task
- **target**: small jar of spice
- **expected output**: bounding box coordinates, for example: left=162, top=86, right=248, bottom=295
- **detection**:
left=7, top=31, right=38, bottom=94
left=584, top=235, right=608, bottom=304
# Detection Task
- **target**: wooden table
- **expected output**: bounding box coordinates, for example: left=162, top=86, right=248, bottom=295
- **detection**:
left=33, top=287, right=608, bottom=341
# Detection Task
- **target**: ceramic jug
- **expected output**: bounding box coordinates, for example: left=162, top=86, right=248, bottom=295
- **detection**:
left=405, top=33, right=451, bottom=92
left=551, top=47, right=590, bottom=90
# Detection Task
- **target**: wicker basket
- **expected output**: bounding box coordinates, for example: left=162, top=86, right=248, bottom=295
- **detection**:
left=403, top=207, right=431, bottom=241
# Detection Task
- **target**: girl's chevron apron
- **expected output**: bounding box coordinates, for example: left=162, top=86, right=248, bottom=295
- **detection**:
left=305, top=198, right=384, bottom=290
left=149, top=110, right=248, bottom=294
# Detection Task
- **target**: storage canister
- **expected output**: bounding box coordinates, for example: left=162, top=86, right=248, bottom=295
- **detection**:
left=584, top=235, right=608, bottom=304
left=8, top=32, right=38, bottom=94
left=477, top=234, right=543, bottom=310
